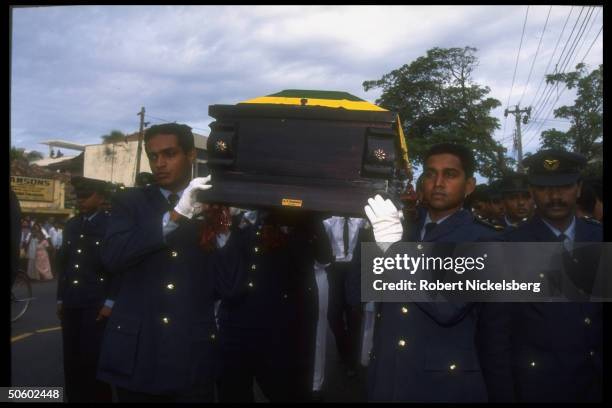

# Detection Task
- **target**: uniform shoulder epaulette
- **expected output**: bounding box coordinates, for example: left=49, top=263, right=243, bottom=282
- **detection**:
left=473, top=214, right=505, bottom=231
left=581, top=215, right=601, bottom=225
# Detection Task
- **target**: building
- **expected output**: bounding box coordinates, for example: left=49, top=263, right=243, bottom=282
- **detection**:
left=82, top=131, right=209, bottom=186
left=10, top=158, right=75, bottom=221
left=11, top=130, right=209, bottom=222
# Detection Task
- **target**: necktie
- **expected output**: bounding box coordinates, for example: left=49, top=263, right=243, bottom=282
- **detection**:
left=423, top=222, right=437, bottom=240
left=558, top=232, right=571, bottom=253
left=167, top=194, right=179, bottom=211
left=343, top=217, right=350, bottom=258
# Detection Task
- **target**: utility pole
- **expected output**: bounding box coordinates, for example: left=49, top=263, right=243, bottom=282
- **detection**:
left=135, top=106, right=145, bottom=176
left=504, top=104, right=531, bottom=173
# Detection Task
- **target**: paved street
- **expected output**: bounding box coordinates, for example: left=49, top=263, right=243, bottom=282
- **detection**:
left=11, top=279, right=64, bottom=389
left=10, top=277, right=368, bottom=402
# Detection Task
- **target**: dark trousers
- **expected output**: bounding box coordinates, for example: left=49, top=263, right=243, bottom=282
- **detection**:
left=327, top=261, right=363, bottom=370
left=116, top=384, right=214, bottom=403
left=216, top=326, right=314, bottom=402
left=61, top=307, right=112, bottom=402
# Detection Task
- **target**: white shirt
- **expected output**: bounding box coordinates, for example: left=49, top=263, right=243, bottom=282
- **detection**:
left=48, top=226, right=57, bottom=242
left=52, top=229, right=63, bottom=249
left=160, top=187, right=185, bottom=239
left=322, top=216, right=366, bottom=262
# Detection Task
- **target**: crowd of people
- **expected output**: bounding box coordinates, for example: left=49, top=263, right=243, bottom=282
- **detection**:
left=45, top=122, right=602, bottom=403
left=18, top=216, right=64, bottom=281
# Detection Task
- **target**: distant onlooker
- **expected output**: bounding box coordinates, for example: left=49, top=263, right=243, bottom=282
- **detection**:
left=11, top=189, right=22, bottom=287
left=26, top=223, right=53, bottom=281
left=20, top=219, right=31, bottom=248
left=47, top=220, right=58, bottom=277
left=43, top=217, right=55, bottom=235
left=52, top=221, right=64, bottom=250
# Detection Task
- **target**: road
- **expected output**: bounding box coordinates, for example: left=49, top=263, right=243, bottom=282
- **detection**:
left=10, top=277, right=368, bottom=402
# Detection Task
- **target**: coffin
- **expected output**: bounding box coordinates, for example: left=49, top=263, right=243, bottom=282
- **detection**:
left=198, top=90, right=410, bottom=216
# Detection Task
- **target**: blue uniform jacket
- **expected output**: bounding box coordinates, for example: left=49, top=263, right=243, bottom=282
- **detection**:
left=96, top=185, right=245, bottom=395
left=56, top=211, right=120, bottom=309
left=366, top=209, right=499, bottom=402
left=476, top=215, right=603, bottom=402
left=217, top=214, right=332, bottom=331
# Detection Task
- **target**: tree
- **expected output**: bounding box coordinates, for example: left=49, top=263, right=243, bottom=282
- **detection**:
left=363, top=46, right=507, bottom=178
left=540, top=63, right=602, bottom=163
left=11, top=147, right=45, bottom=162
left=101, top=130, right=127, bottom=144
left=540, top=129, right=573, bottom=151
left=101, top=130, right=126, bottom=159
left=26, top=150, right=44, bottom=161
left=10, top=146, right=26, bottom=162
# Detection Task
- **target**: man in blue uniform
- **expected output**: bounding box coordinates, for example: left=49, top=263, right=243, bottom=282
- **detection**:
left=56, top=176, right=118, bottom=402
left=576, top=177, right=603, bottom=222
left=216, top=209, right=332, bottom=402
left=362, top=143, right=499, bottom=402
left=499, top=172, right=534, bottom=228
left=96, top=123, right=245, bottom=402
left=487, top=179, right=506, bottom=227
left=477, top=149, right=602, bottom=402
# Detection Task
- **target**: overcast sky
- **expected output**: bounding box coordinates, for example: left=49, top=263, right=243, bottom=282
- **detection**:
left=10, top=5, right=603, bottom=172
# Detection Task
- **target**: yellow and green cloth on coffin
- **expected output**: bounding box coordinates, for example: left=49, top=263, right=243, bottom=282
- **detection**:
left=240, top=89, right=388, bottom=112
left=240, top=89, right=409, bottom=169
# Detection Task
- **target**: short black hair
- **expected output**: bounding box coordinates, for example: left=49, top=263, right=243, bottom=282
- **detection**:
left=423, top=143, right=475, bottom=178
left=577, top=178, right=602, bottom=213
left=144, top=123, right=195, bottom=153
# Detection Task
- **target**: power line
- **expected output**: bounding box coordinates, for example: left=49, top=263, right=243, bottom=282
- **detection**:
left=529, top=118, right=572, bottom=123
left=523, top=6, right=585, bottom=133
left=501, top=6, right=530, bottom=142
left=522, top=24, right=602, bottom=150
left=522, top=10, right=594, bottom=144
left=522, top=6, right=592, bottom=135
left=575, top=6, right=602, bottom=63
left=554, top=6, right=594, bottom=77
left=147, top=113, right=210, bottom=133
left=518, top=5, right=552, bottom=106
left=525, top=6, right=574, bottom=119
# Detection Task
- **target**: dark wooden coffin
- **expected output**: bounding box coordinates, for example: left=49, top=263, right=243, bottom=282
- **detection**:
left=198, top=98, right=408, bottom=216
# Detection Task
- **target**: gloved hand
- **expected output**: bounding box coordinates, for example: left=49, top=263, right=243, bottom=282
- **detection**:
left=174, top=176, right=213, bottom=219
left=364, top=194, right=403, bottom=244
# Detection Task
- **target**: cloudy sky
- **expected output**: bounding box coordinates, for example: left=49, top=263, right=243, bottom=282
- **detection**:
left=11, top=5, right=603, bottom=169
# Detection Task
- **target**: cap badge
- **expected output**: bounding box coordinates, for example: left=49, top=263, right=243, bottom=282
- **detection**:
left=543, top=159, right=560, bottom=171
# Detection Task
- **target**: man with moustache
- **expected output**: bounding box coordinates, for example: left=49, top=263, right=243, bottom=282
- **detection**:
left=362, top=143, right=499, bottom=402
left=499, top=172, right=534, bottom=228
left=477, top=149, right=602, bottom=402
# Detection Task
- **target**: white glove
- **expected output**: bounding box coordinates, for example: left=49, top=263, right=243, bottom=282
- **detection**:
left=364, top=194, right=403, bottom=244
left=174, top=176, right=213, bottom=219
